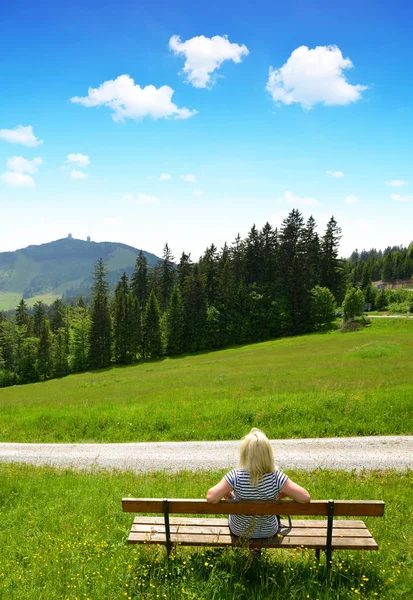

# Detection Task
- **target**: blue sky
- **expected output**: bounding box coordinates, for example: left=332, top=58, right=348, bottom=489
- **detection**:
left=1, top=0, right=413, bottom=260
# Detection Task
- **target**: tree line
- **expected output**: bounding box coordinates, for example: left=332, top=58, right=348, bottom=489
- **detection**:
left=1, top=210, right=350, bottom=386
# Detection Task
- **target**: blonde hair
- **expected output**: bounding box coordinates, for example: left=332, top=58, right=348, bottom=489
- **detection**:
left=239, top=428, right=275, bottom=486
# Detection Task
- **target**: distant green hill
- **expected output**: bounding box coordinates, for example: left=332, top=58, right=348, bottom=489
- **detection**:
left=0, top=237, right=160, bottom=310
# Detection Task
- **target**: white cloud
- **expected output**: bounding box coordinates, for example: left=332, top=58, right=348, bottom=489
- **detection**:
left=278, top=190, right=319, bottom=207
left=390, top=193, right=413, bottom=202
left=6, top=156, right=42, bottom=173
left=0, top=125, right=43, bottom=147
left=160, top=173, right=171, bottom=181
left=180, top=174, right=196, bottom=183
left=0, top=171, right=35, bottom=187
left=71, top=169, right=88, bottom=180
left=65, top=153, right=90, bottom=168
left=70, top=74, right=196, bottom=122
left=169, top=34, right=249, bottom=88
left=192, top=189, right=204, bottom=196
left=326, top=170, right=344, bottom=178
left=344, top=194, right=360, bottom=203
left=266, top=45, right=367, bottom=109
left=123, top=193, right=160, bottom=205
left=385, top=180, right=409, bottom=187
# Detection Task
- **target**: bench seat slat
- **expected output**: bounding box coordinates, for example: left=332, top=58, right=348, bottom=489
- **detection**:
left=127, top=531, right=378, bottom=550
left=132, top=516, right=369, bottom=529
left=122, top=498, right=384, bottom=517
left=130, top=523, right=373, bottom=538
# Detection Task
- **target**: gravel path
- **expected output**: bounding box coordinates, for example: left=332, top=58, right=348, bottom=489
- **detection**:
left=1, top=436, right=412, bottom=472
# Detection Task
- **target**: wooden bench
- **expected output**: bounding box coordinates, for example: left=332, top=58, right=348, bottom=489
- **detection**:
left=122, top=498, right=384, bottom=570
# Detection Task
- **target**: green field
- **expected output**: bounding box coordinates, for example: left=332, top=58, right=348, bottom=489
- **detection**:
left=1, top=319, right=412, bottom=442
left=0, top=464, right=411, bottom=600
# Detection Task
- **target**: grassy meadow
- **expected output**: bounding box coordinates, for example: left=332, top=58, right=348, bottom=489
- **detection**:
left=0, top=463, right=412, bottom=600
left=1, top=318, right=413, bottom=442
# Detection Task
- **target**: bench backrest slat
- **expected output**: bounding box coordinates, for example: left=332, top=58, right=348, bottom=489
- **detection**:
left=122, top=499, right=384, bottom=517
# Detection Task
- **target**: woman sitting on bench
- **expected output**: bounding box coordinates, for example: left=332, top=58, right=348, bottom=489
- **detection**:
left=207, top=428, right=310, bottom=539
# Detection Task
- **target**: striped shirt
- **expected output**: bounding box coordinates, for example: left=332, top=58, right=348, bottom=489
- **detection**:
left=224, top=468, right=288, bottom=538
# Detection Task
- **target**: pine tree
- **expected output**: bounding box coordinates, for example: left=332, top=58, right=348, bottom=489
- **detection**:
left=230, top=234, right=245, bottom=288
left=15, top=298, right=32, bottom=335
left=52, top=329, right=69, bottom=377
left=89, top=258, right=112, bottom=368
left=143, top=290, right=162, bottom=358
left=32, top=301, right=47, bottom=337
left=49, top=298, right=66, bottom=333
left=382, top=253, right=393, bottom=282
left=158, top=243, right=175, bottom=311
left=177, top=252, right=193, bottom=289
left=181, top=265, right=207, bottom=352
left=130, top=250, right=149, bottom=307
left=278, top=209, right=308, bottom=334
left=113, top=273, right=134, bottom=364
left=19, top=337, right=39, bottom=383
left=37, top=317, right=53, bottom=379
left=200, top=244, right=219, bottom=306
left=260, top=222, right=278, bottom=292
left=165, top=283, right=184, bottom=355
left=320, top=216, right=345, bottom=302
left=301, top=216, right=321, bottom=291
left=244, top=225, right=263, bottom=286
left=128, top=295, right=142, bottom=360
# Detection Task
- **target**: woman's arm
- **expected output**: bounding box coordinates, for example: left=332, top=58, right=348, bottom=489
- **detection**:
left=206, top=478, right=233, bottom=503
left=279, top=478, right=311, bottom=503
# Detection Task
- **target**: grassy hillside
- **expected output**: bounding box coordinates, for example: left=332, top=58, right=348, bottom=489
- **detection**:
left=0, top=237, right=160, bottom=310
left=1, top=319, right=412, bottom=442
left=0, top=464, right=411, bottom=599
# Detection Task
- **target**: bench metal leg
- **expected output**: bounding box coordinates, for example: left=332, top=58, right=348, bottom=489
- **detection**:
left=325, top=500, right=334, bottom=572
left=163, top=499, right=172, bottom=557
left=315, top=549, right=320, bottom=562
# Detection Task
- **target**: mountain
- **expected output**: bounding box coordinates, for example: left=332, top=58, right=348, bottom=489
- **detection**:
left=0, top=237, right=160, bottom=310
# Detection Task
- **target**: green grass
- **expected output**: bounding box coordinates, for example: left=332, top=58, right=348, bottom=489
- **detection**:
left=0, top=464, right=411, bottom=599
left=1, top=319, right=413, bottom=442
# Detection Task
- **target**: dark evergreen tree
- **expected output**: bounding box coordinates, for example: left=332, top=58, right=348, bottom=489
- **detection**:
left=199, top=244, right=219, bottom=306
left=130, top=250, right=149, bottom=307
left=382, top=253, right=393, bottom=282
left=128, top=295, right=142, bottom=360
left=278, top=209, right=308, bottom=333
left=0, top=319, right=19, bottom=372
left=182, top=265, right=207, bottom=352
left=32, top=301, right=47, bottom=337
left=113, top=273, right=135, bottom=364
left=89, top=258, right=112, bottom=368
left=230, top=234, right=245, bottom=288
left=320, top=216, right=345, bottom=302
left=301, top=216, right=321, bottom=291
left=37, top=317, right=53, bottom=379
left=52, top=329, right=69, bottom=377
left=166, top=283, right=184, bottom=355
left=19, top=338, right=39, bottom=383
left=260, top=222, right=278, bottom=292
left=49, top=298, right=66, bottom=333
left=158, top=243, right=175, bottom=311
left=143, top=290, right=162, bottom=358
left=15, top=299, right=32, bottom=335
left=177, top=252, right=193, bottom=289
left=244, top=225, right=263, bottom=286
